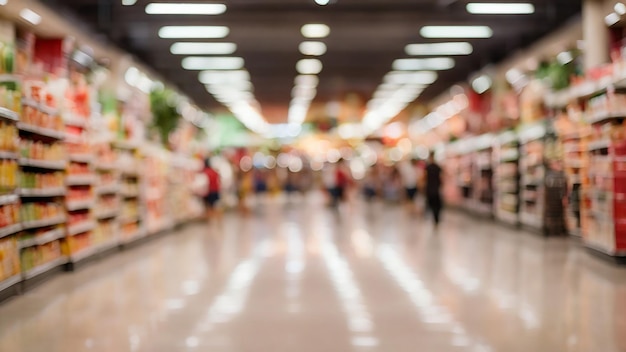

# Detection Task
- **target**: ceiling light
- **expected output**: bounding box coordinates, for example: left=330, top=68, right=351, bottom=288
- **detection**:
left=405, top=42, right=473, bottom=56
left=605, top=12, right=620, bottom=26
left=315, top=0, right=330, bottom=4
left=420, top=26, right=493, bottom=38
left=158, top=26, right=230, bottom=39
left=0, top=0, right=7, bottom=5
left=384, top=71, right=438, bottom=84
left=199, top=70, right=250, bottom=84
left=556, top=51, right=574, bottom=65
left=296, top=59, right=323, bottom=74
left=616, top=3, right=626, bottom=15
left=299, top=41, right=327, bottom=56
left=466, top=3, right=534, bottom=14
left=295, top=75, right=319, bottom=87
left=392, top=58, right=455, bottom=71
left=170, top=42, right=236, bottom=55
left=182, top=57, right=244, bottom=70
left=20, top=9, right=41, bottom=25
left=146, top=3, right=226, bottom=15
left=472, top=75, right=492, bottom=94
left=122, top=0, right=137, bottom=5
left=301, top=24, right=330, bottom=38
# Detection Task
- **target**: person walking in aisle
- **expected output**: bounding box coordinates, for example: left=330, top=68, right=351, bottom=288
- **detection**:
left=399, top=159, right=419, bottom=213
left=202, top=158, right=221, bottom=223
left=425, top=152, right=443, bottom=227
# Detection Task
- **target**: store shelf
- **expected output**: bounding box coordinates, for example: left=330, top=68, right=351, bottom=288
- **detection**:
left=67, top=220, right=95, bottom=236
left=0, top=107, right=19, bottom=122
left=66, top=199, right=95, bottom=212
left=18, top=228, right=65, bottom=249
left=587, top=111, right=626, bottom=125
left=66, top=175, right=95, bottom=186
left=17, top=123, right=65, bottom=140
left=19, top=159, right=67, bottom=170
left=588, top=139, right=611, bottom=151
left=95, top=163, right=117, bottom=171
left=122, top=228, right=146, bottom=244
left=121, top=190, right=140, bottom=198
left=95, top=209, right=118, bottom=219
left=119, top=215, right=140, bottom=224
left=69, top=239, right=119, bottom=262
left=69, top=154, right=94, bottom=164
left=21, top=98, right=59, bottom=116
left=113, top=140, right=140, bottom=150
left=0, top=151, right=18, bottom=160
left=23, top=257, right=67, bottom=280
left=20, top=187, right=66, bottom=197
left=497, top=209, right=518, bottom=225
left=0, top=223, right=21, bottom=239
left=0, top=274, right=21, bottom=292
left=120, top=169, right=139, bottom=177
left=22, top=216, right=66, bottom=230
left=95, top=185, right=119, bottom=195
left=63, top=114, right=88, bottom=128
left=0, top=193, right=18, bottom=206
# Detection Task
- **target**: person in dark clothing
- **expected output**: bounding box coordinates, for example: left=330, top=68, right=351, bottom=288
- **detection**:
left=425, top=153, right=443, bottom=226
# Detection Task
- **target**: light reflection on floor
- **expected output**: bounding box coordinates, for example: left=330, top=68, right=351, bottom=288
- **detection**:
left=1, top=195, right=626, bottom=352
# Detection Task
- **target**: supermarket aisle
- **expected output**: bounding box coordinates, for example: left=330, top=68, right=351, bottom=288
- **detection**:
left=1, top=196, right=626, bottom=352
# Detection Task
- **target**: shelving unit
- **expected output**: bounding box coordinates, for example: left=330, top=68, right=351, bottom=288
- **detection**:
left=17, top=84, right=69, bottom=281
left=518, top=123, right=547, bottom=231
left=92, top=137, right=120, bottom=248
left=115, top=143, right=145, bottom=244
left=494, top=131, right=520, bottom=225
left=470, top=134, right=495, bottom=217
left=559, top=127, right=590, bottom=237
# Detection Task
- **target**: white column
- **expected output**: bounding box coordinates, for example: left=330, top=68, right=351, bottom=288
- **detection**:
left=583, top=0, right=610, bottom=71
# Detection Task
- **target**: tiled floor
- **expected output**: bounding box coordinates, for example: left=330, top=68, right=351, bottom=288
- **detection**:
left=1, top=195, right=626, bottom=352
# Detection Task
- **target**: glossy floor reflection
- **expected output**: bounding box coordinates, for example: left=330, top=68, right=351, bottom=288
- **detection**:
left=1, top=195, right=626, bottom=352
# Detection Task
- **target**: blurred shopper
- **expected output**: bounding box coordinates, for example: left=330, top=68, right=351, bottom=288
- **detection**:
left=322, top=163, right=336, bottom=206
left=425, top=153, right=443, bottom=226
left=362, top=167, right=378, bottom=201
left=399, top=159, right=419, bottom=212
left=332, top=160, right=351, bottom=207
left=202, top=158, right=221, bottom=222
left=237, top=169, right=253, bottom=215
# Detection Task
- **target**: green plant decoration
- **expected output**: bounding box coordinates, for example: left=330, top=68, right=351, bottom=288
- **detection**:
left=150, top=88, right=181, bottom=146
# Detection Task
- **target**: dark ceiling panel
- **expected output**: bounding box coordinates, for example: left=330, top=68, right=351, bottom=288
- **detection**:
left=41, top=0, right=581, bottom=123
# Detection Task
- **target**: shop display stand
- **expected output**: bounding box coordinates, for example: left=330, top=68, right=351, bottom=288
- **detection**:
left=560, top=128, right=590, bottom=237
left=17, top=92, right=69, bottom=285
left=0, top=97, right=21, bottom=297
left=169, top=156, right=204, bottom=225
left=143, top=145, right=173, bottom=235
left=494, top=131, right=521, bottom=226
left=116, top=142, right=146, bottom=245
left=470, top=134, right=495, bottom=217
left=582, top=115, right=626, bottom=262
left=518, top=122, right=548, bottom=233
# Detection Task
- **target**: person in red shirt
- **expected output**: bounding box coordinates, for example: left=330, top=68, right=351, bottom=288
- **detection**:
left=203, top=158, right=221, bottom=221
left=332, top=159, right=351, bottom=207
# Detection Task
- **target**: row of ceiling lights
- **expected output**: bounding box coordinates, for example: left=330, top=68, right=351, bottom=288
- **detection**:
left=362, top=2, right=536, bottom=135
left=140, top=1, right=270, bottom=134
left=287, top=24, right=330, bottom=129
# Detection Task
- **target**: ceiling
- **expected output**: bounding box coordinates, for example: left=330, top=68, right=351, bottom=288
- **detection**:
left=40, top=0, right=581, bottom=124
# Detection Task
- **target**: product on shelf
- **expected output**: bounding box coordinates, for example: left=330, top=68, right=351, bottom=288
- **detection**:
left=19, top=171, right=64, bottom=189
left=0, top=159, right=18, bottom=191
left=20, top=240, right=62, bottom=273
left=494, top=131, right=520, bottom=223
left=67, top=162, right=91, bottom=176
left=64, top=231, right=91, bottom=255
left=0, top=236, right=19, bottom=282
left=0, top=120, right=18, bottom=152
left=19, top=140, right=66, bottom=161
left=20, top=202, right=63, bottom=222
left=0, top=202, right=19, bottom=229
left=67, top=187, right=93, bottom=203
left=20, top=104, right=63, bottom=131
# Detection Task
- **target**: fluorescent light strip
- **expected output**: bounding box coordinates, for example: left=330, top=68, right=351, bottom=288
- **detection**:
left=171, top=42, right=237, bottom=55
left=20, top=9, right=42, bottom=25
left=392, top=58, right=455, bottom=71
left=384, top=71, right=438, bottom=85
left=466, top=3, right=534, bottom=14
left=199, top=70, right=250, bottom=85
left=299, top=41, right=327, bottom=56
left=296, top=59, right=323, bottom=74
left=159, top=26, right=230, bottom=39
left=301, top=24, right=330, bottom=38
left=182, top=57, right=244, bottom=70
left=146, top=3, right=226, bottom=15
left=405, top=42, right=473, bottom=56
left=420, top=26, right=492, bottom=39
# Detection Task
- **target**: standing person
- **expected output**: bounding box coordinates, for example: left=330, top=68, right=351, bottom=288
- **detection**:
left=202, top=158, right=221, bottom=222
left=425, top=153, right=443, bottom=227
left=322, top=163, right=336, bottom=206
left=399, top=159, right=419, bottom=212
left=333, top=160, right=350, bottom=207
